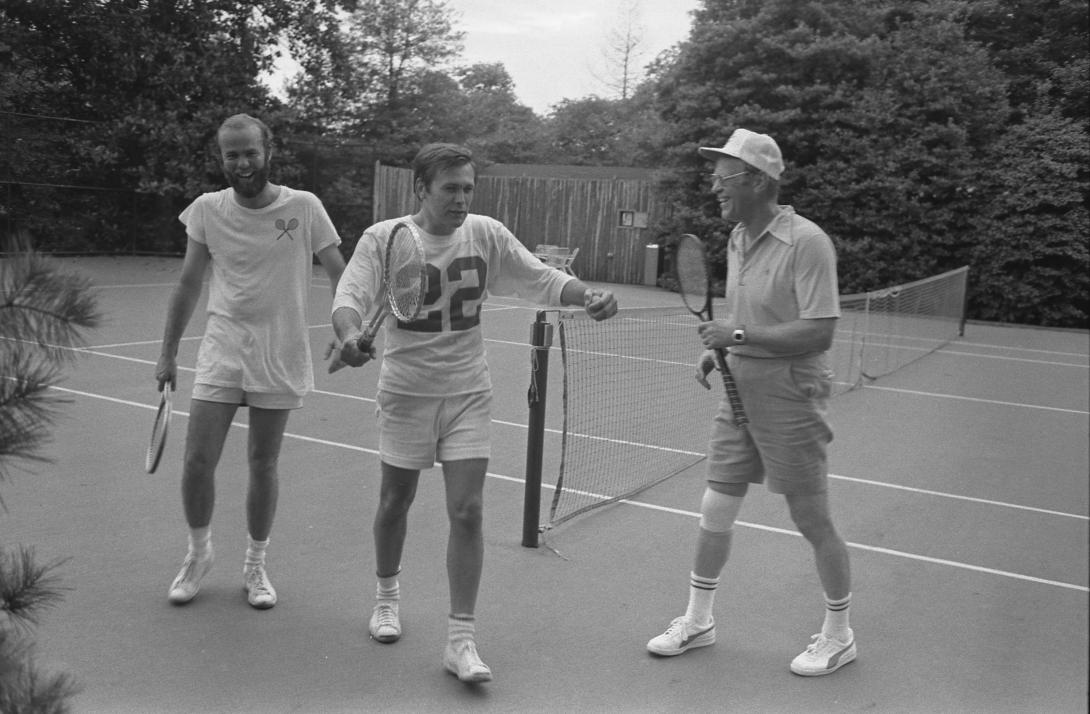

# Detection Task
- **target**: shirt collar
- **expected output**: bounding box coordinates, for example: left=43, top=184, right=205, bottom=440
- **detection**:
left=732, top=205, right=797, bottom=249
left=763, top=205, right=797, bottom=245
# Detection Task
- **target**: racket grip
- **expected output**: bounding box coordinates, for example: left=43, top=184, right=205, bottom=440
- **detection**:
left=359, top=303, right=389, bottom=348
left=714, top=349, right=748, bottom=428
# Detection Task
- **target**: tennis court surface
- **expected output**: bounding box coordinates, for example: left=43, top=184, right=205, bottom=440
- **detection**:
left=6, top=256, right=1087, bottom=713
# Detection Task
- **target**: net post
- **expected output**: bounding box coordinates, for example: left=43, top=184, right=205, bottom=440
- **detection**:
left=958, top=266, right=970, bottom=337
left=523, top=311, right=553, bottom=548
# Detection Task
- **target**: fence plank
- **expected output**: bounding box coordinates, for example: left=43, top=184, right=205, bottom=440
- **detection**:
left=373, top=164, right=670, bottom=285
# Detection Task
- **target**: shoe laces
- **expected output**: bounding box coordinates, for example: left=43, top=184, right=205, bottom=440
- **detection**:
left=664, top=616, right=690, bottom=638
left=374, top=602, right=398, bottom=628
left=246, top=566, right=271, bottom=594
left=177, top=555, right=202, bottom=583
left=452, top=639, right=486, bottom=667
left=805, top=633, right=843, bottom=654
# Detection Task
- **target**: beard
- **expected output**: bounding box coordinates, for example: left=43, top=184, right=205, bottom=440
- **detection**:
left=224, top=164, right=270, bottom=199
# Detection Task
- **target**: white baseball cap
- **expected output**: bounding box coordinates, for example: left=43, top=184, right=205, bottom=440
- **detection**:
left=698, top=129, right=784, bottom=180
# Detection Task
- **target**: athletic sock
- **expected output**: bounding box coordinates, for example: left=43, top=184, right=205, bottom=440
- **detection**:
left=188, top=526, right=212, bottom=558
left=684, top=572, right=720, bottom=628
left=448, top=613, right=476, bottom=646
left=244, top=536, right=268, bottom=570
left=822, top=592, right=852, bottom=641
left=376, top=571, right=400, bottom=604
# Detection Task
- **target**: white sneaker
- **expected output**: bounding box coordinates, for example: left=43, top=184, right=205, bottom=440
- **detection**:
left=443, top=640, right=493, bottom=683
left=646, top=615, right=716, bottom=656
left=368, top=601, right=401, bottom=643
left=243, top=564, right=277, bottom=609
left=168, top=550, right=213, bottom=604
left=790, top=630, right=856, bottom=676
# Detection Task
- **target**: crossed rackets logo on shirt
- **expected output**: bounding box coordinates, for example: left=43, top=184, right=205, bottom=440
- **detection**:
left=275, top=217, right=299, bottom=240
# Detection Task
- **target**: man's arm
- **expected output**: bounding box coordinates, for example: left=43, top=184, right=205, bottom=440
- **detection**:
left=155, top=238, right=210, bottom=390
left=316, top=243, right=346, bottom=299
left=331, top=306, right=373, bottom=368
left=698, top=317, right=837, bottom=355
left=316, top=243, right=348, bottom=368
left=559, top=279, right=618, bottom=321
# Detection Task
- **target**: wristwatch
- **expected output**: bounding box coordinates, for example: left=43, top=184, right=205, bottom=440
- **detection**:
left=731, top=326, right=747, bottom=345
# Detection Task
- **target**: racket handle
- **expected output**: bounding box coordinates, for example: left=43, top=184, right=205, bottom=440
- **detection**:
left=329, top=304, right=388, bottom=373
left=358, top=303, right=390, bottom=348
left=713, top=349, right=748, bottom=428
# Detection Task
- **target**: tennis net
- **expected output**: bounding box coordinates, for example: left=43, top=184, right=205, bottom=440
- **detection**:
left=522, top=265, right=969, bottom=542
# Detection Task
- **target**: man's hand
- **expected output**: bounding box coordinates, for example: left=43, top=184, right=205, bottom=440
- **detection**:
left=695, top=349, right=718, bottom=389
left=155, top=354, right=177, bottom=392
left=697, top=320, right=732, bottom=350
left=326, top=333, right=376, bottom=373
left=584, top=288, right=618, bottom=321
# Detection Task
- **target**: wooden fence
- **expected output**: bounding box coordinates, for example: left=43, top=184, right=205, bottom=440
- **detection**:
left=372, top=162, right=672, bottom=285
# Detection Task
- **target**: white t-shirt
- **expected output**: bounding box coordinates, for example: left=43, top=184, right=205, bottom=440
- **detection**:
left=180, top=186, right=341, bottom=396
left=334, top=214, right=575, bottom=396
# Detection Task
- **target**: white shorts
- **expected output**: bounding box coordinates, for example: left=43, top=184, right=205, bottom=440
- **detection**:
left=193, top=383, right=303, bottom=410
left=376, top=390, right=492, bottom=470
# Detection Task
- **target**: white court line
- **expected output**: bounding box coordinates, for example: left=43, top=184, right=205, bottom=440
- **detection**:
left=865, top=385, right=1089, bottom=415
left=92, top=282, right=178, bottom=290
left=936, top=349, right=1087, bottom=368
left=956, top=339, right=1089, bottom=359
left=49, top=384, right=1089, bottom=594
left=832, top=474, right=1088, bottom=521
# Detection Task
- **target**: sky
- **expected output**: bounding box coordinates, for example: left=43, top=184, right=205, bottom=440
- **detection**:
left=455, top=0, right=701, bottom=113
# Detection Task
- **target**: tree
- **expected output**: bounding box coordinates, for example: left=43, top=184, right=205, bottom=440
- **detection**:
left=964, top=0, right=1089, bottom=121
left=1, top=247, right=100, bottom=713
left=446, top=63, right=544, bottom=164
left=1, top=0, right=307, bottom=253
left=285, top=0, right=464, bottom=149
left=650, top=1, right=1025, bottom=294
left=593, top=0, right=649, bottom=101
left=968, top=109, right=1089, bottom=325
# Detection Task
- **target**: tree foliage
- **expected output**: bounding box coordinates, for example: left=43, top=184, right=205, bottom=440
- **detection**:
left=1, top=248, right=100, bottom=713
left=1, top=0, right=307, bottom=253
left=647, top=0, right=1088, bottom=326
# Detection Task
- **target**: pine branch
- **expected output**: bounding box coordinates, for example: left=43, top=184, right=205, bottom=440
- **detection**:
left=0, top=630, right=81, bottom=714
left=0, top=252, right=101, bottom=365
left=0, top=347, right=68, bottom=488
left=0, top=547, right=69, bottom=630
left=0, top=248, right=100, bottom=487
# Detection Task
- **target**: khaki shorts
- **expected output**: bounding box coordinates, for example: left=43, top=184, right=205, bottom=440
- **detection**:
left=192, top=383, right=303, bottom=410
left=706, top=353, right=834, bottom=495
left=376, top=390, right=492, bottom=470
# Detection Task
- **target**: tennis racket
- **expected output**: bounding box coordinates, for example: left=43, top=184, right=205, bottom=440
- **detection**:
left=675, top=233, right=748, bottom=428
left=145, top=386, right=173, bottom=473
left=329, top=220, right=428, bottom=373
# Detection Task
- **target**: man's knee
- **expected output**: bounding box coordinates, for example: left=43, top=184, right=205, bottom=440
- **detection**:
left=448, top=497, right=483, bottom=530
left=786, top=492, right=838, bottom=541
left=700, top=486, right=746, bottom=533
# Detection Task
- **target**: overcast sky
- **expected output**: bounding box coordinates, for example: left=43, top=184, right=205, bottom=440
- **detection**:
left=455, top=0, right=701, bottom=113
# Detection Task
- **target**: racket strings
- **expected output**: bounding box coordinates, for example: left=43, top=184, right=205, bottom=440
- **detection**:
left=675, top=244, right=710, bottom=312
left=384, top=226, right=427, bottom=322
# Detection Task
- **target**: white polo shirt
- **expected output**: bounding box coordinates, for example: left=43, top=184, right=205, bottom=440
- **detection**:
left=725, top=205, right=840, bottom=359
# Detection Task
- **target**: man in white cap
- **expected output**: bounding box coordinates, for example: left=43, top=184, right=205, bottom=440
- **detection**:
left=646, top=129, right=855, bottom=676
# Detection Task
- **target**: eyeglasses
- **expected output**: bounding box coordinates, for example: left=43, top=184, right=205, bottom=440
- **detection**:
left=708, top=170, right=750, bottom=185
